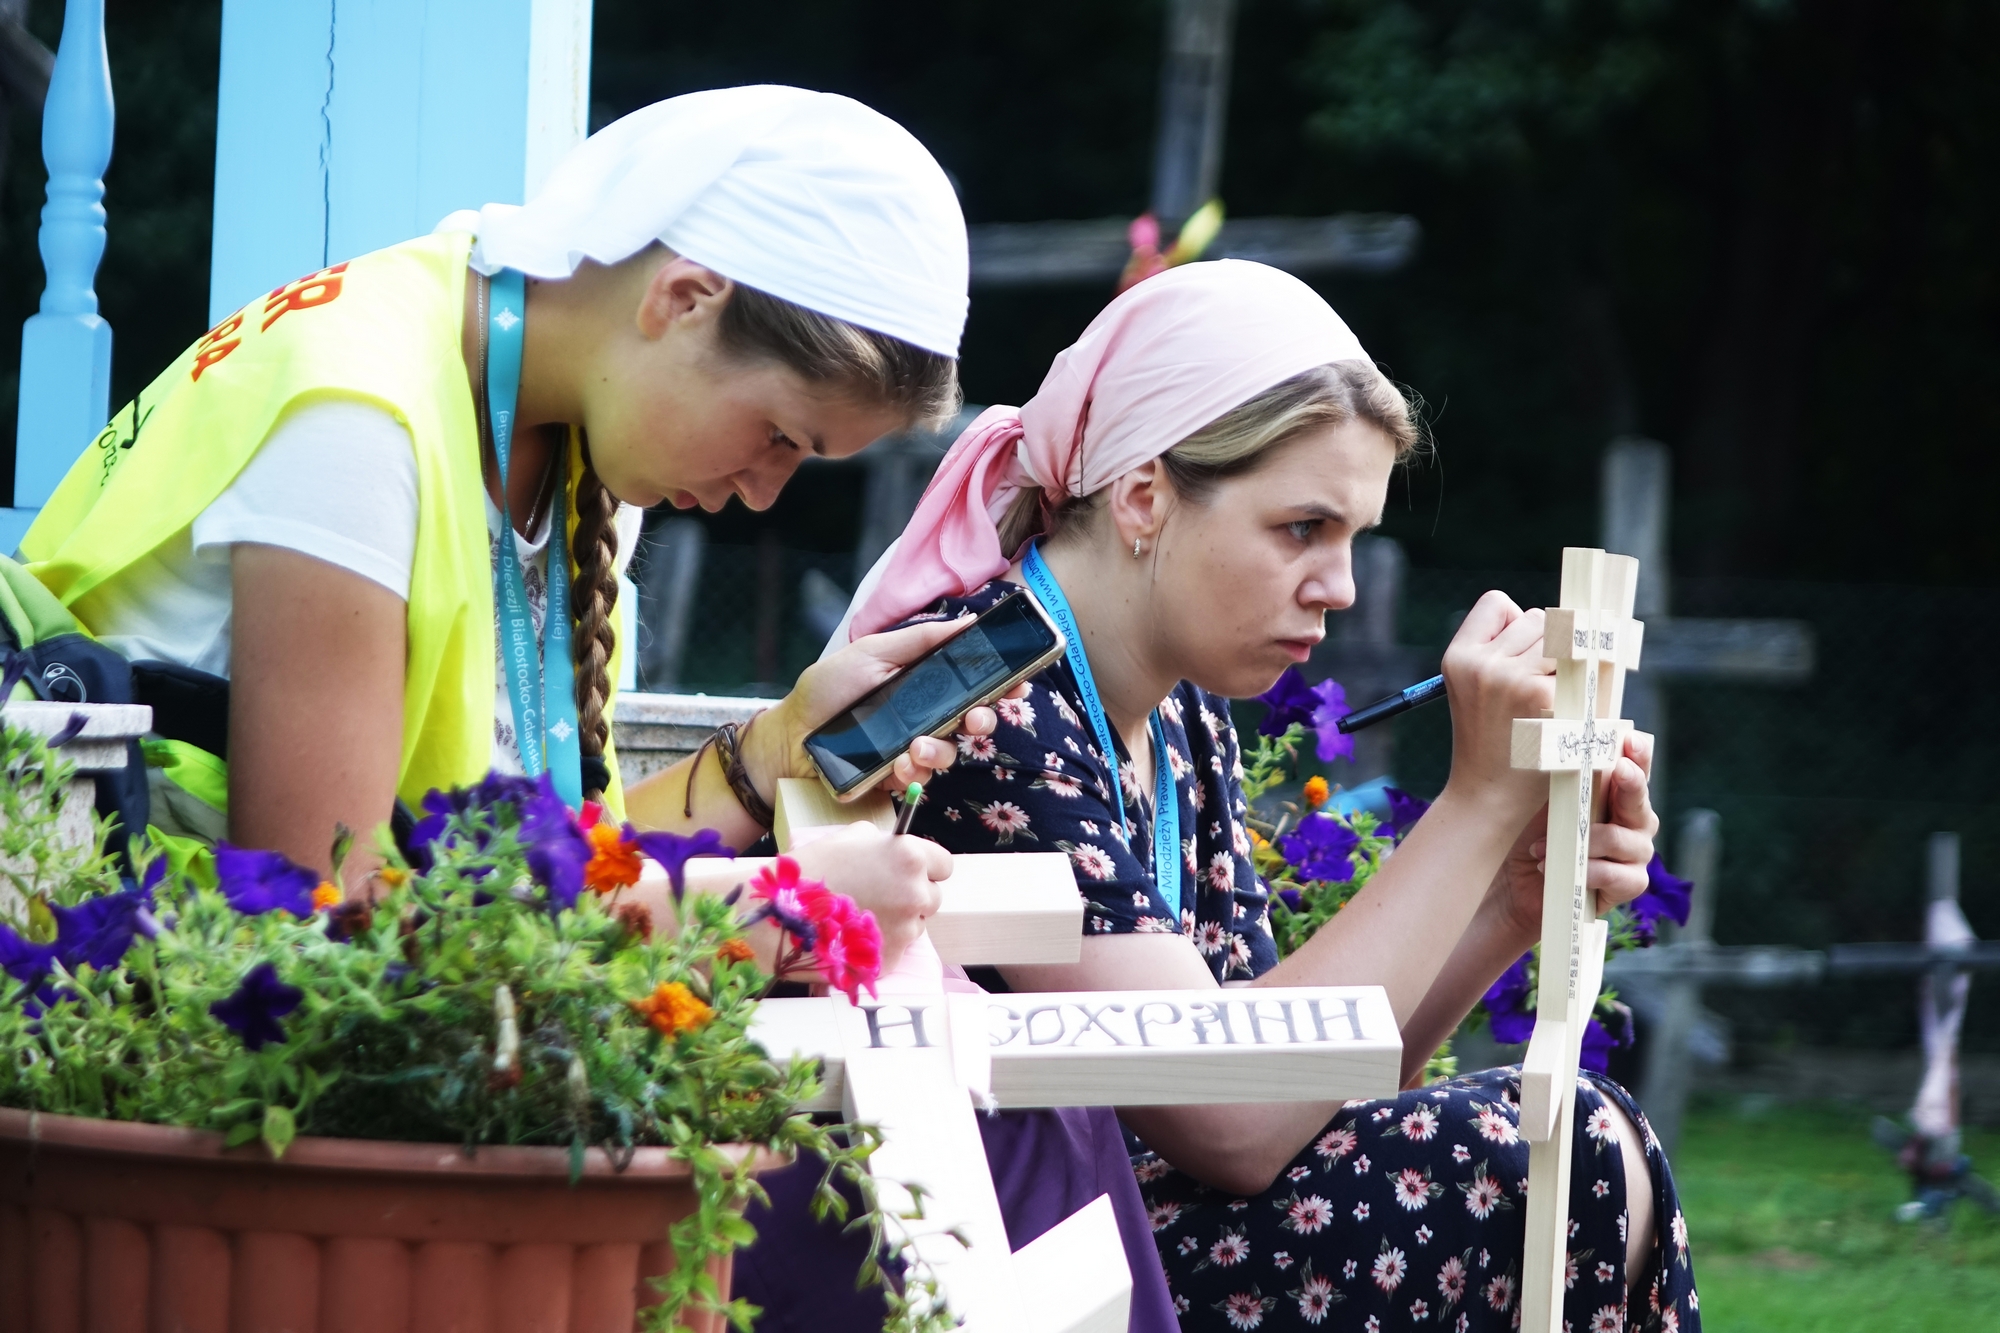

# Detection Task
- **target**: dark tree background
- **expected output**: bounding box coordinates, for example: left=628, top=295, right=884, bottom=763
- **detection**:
left=5, top=0, right=1996, bottom=585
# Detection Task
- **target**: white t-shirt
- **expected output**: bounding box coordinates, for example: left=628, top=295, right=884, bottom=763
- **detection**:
left=87, top=398, right=640, bottom=771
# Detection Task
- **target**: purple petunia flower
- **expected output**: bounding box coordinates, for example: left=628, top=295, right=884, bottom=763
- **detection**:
left=635, top=828, right=733, bottom=903
left=516, top=776, right=589, bottom=909
left=1252, top=668, right=1357, bottom=763
left=1277, top=887, right=1302, bottom=912
left=1482, top=952, right=1536, bottom=1044
left=1308, top=680, right=1354, bottom=764
left=1579, top=1018, right=1616, bottom=1073
left=1627, top=854, right=1693, bottom=944
left=1278, top=814, right=1361, bottom=883
left=47, top=890, right=154, bottom=971
left=216, top=844, right=320, bottom=917
left=208, top=961, right=304, bottom=1051
left=1255, top=667, right=1323, bottom=736
left=1382, top=787, right=1431, bottom=840
left=0, top=924, right=56, bottom=989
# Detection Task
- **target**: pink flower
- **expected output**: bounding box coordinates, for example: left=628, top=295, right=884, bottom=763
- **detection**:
left=1372, top=1246, right=1406, bottom=1294
left=1484, top=1274, right=1515, bottom=1310
left=1208, top=852, right=1235, bottom=892
left=1400, top=1104, right=1440, bottom=1141
left=1209, top=1231, right=1251, bottom=1267
left=996, top=696, right=1035, bottom=728
left=1462, top=1167, right=1507, bottom=1220
left=1148, top=1202, right=1181, bottom=1232
left=1589, top=1305, right=1624, bottom=1332
left=1472, top=1105, right=1520, bottom=1146
left=1409, top=1299, right=1429, bottom=1321
left=1069, top=842, right=1116, bottom=879
left=1218, top=1291, right=1272, bottom=1330
left=1293, top=1267, right=1337, bottom=1324
left=1437, top=1256, right=1467, bottom=1304
left=1284, top=1195, right=1334, bottom=1234
left=978, top=801, right=1032, bottom=841
left=1315, top=1127, right=1357, bottom=1163
left=1394, top=1167, right=1437, bottom=1211
left=747, top=856, right=882, bottom=1003
left=956, top=733, right=997, bottom=760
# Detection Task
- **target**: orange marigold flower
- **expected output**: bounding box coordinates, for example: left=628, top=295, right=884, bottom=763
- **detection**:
left=584, top=821, right=644, bottom=895
left=1302, top=776, right=1330, bottom=809
left=378, top=866, right=408, bottom=888
left=716, top=937, right=756, bottom=964
left=311, top=881, right=343, bottom=912
left=631, top=981, right=714, bottom=1036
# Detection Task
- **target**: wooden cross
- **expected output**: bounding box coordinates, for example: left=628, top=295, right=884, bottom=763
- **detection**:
left=693, top=781, right=1405, bottom=1332
left=1509, top=547, right=1643, bottom=1333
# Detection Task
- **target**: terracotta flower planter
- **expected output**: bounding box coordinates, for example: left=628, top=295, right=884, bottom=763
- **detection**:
left=0, top=1108, right=786, bottom=1333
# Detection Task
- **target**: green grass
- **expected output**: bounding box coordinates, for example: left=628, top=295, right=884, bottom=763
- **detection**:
left=1673, top=1099, right=2000, bottom=1331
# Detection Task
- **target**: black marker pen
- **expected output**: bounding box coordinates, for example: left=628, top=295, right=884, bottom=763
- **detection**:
left=1336, top=674, right=1446, bottom=734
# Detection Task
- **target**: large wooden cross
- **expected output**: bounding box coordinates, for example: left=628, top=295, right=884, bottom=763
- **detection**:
left=683, top=781, right=1405, bottom=1332
left=1508, top=548, right=1644, bottom=1333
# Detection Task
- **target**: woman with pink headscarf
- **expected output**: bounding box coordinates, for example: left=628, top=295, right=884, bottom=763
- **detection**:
left=841, top=261, right=1700, bottom=1332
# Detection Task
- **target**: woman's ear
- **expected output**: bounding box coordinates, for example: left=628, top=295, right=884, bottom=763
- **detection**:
left=635, top=257, right=733, bottom=341
left=1104, top=459, right=1170, bottom=553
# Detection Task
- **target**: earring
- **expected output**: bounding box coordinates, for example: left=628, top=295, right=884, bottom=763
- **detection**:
left=1133, top=538, right=1143, bottom=558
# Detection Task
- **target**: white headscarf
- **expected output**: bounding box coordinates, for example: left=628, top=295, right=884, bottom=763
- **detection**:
left=443, top=85, right=968, bottom=357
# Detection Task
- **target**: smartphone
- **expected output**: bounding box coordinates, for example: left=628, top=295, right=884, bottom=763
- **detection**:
left=804, top=590, right=1066, bottom=799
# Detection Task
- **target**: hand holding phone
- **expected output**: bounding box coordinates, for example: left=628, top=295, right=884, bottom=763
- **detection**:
left=804, top=591, right=1065, bottom=798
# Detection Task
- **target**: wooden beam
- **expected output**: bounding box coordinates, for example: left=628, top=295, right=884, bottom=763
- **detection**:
left=753, top=986, right=1401, bottom=1114
left=1641, top=617, right=1815, bottom=682
left=967, top=214, right=1420, bottom=287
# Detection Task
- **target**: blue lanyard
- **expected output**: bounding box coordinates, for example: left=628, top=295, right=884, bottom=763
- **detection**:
left=486, top=268, right=583, bottom=808
left=1021, top=543, right=1182, bottom=917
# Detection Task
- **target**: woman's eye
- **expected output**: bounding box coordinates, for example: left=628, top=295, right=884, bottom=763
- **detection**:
left=1287, top=520, right=1318, bottom=542
left=770, top=428, right=801, bottom=452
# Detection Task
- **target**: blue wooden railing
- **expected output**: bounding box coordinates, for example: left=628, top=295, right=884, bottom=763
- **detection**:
left=3, top=0, right=113, bottom=554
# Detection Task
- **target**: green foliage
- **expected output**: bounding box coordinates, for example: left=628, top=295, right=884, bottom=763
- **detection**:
left=0, top=725, right=958, bottom=1332
left=1242, top=726, right=1453, bottom=1078
left=0, top=723, right=124, bottom=923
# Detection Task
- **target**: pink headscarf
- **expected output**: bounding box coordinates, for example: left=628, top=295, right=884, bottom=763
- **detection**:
left=846, top=259, right=1373, bottom=639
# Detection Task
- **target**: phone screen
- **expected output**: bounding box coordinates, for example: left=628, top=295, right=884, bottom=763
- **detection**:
left=805, top=592, right=1061, bottom=794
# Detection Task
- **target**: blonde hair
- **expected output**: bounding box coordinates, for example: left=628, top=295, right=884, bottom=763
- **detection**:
left=996, top=362, right=1418, bottom=556
left=570, top=281, right=961, bottom=798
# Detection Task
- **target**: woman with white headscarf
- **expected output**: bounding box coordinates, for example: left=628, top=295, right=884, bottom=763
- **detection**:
left=18, top=86, right=988, bottom=957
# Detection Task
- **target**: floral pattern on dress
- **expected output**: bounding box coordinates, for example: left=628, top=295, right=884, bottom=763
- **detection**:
left=1134, top=1068, right=1698, bottom=1331
left=899, top=581, right=1276, bottom=983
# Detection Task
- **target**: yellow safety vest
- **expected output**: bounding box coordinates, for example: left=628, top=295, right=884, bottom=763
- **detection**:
left=19, top=230, right=626, bottom=835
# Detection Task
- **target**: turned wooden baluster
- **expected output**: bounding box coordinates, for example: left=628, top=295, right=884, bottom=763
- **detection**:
left=8, top=0, right=113, bottom=548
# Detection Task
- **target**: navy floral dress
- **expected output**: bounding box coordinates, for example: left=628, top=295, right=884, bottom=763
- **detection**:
left=900, top=581, right=1701, bottom=1333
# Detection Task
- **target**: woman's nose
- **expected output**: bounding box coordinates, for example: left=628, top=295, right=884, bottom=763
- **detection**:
left=732, top=458, right=801, bottom=512
left=1303, top=564, right=1356, bottom=613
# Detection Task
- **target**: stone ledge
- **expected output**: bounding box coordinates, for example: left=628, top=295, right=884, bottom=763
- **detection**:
left=610, top=691, right=777, bottom=787
left=2, top=701, right=151, bottom=772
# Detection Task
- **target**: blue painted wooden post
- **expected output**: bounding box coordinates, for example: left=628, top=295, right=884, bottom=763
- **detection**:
left=3, top=0, right=114, bottom=552
left=209, top=0, right=591, bottom=324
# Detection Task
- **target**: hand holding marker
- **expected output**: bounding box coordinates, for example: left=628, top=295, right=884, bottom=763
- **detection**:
left=894, top=781, right=923, bottom=835
left=1335, top=674, right=1446, bottom=734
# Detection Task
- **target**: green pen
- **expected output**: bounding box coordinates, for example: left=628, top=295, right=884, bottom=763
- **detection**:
left=893, top=780, right=923, bottom=835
